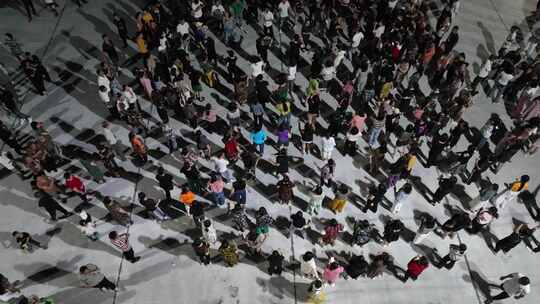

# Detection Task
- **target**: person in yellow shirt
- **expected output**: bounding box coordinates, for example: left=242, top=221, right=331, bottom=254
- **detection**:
left=135, top=34, right=149, bottom=63
left=141, top=9, right=154, bottom=25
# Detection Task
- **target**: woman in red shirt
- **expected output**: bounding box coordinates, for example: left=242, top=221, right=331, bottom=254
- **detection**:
left=404, top=255, right=429, bottom=281
left=224, top=135, right=240, bottom=162
left=64, top=173, right=92, bottom=203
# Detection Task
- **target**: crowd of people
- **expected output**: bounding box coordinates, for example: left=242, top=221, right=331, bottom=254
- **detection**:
left=2, top=0, right=540, bottom=303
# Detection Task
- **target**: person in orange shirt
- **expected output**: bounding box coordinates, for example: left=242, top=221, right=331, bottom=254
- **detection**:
left=180, top=185, right=196, bottom=215
left=130, top=132, right=148, bottom=163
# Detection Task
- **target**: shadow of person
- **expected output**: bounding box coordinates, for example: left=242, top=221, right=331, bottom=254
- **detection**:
left=256, top=276, right=311, bottom=300
left=46, top=285, right=136, bottom=304
left=15, top=254, right=84, bottom=288
left=463, top=270, right=494, bottom=302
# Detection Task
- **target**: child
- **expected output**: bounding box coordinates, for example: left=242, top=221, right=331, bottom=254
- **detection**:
left=79, top=219, right=99, bottom=241
left=202, top=219, right=218, bottom=247
left=307, top=185, right=324, bottom=215
left=192, top=238, right=211, bottom=265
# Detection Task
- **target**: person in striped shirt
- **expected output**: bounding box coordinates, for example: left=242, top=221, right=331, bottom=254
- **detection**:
left=108, top=231, right=140, bottom=263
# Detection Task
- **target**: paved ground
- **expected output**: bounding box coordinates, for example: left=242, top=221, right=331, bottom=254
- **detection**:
left=1, top=0, right=540, bottom=304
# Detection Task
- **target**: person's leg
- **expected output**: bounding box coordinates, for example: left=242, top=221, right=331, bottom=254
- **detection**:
left=30, top=77, right=46, bottom=95
left=491, top=291, right=510, bottom=300
left=23, top=2, right=33, bottom=20
left=123, top=248, right=139, bottom=262
left=96, top=277, right=117, bottom=290
left=28, top=238, right=43, bottom=248
left=54, top=203, right=71, bottom=217
left=44, top=207, right=57, bottom=221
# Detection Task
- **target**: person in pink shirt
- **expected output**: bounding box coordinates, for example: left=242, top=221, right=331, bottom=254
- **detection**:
left=349, top=109, right=367, bottom=133
left=139, top=69, right=153, bottom=100
left=323, top=257, right=344, bottom=286
left=207, top=174, right=226, bottom=207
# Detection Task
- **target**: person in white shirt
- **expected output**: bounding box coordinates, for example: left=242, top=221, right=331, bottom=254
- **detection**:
left=485, top=273, right=530, bottom=303
left=211, top=1, right=226, bottom=31
left=102, top=121, right=125, bottom=160
left=191, top=0, right=204, bottom=21
left=491, top=68, right=514, bottom=103
left=98, top=84, right=110, bottom=103
left=250, top=57, right=265, bottom=79
left=262, top=7, right=274, bottom=38
left=321, top=133, right=336, bottom=160
left=320, top=62, right=335, bottom=89
left=97, top=69, right=110, bottom=91
left=373, top=23, right=385, bottom=39
left=351, top=30, right=364, bottom=50
left=471, top=54, right=495, bottom=94
left=211, top=152, right=233, bottom=182
left=277, top=0, right=292, bottom=30
left=176, top=19, right=190, bottom=37
left=333, top=49, right=347, bottom=69
left=122, top=84, right=138, bottom=108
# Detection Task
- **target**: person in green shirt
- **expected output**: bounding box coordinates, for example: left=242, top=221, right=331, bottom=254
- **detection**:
left=230, top=0, right=246, bottom=27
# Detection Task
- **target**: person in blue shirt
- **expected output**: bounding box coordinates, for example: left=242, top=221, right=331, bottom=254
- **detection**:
left=250, top=126, right=267, bottom=154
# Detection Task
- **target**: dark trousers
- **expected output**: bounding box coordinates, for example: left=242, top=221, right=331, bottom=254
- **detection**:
left=30, top=76, right=46, bottom=94
left=122, top=248, right=138, bottom=263
left=432, top=189, right=450, bottom=204
left=22, top=0, right=37, bottom=18
left=118, top=30, right=129, bottom=47
left=72, top=0, right=88, bottom=7
left=28, top=238, right=42, bottom=248
left=44, top=204, right=70, bottom=220
left=268, top=265, right=283, bottom=275
left=197, top=253, right=210, bottom=265
left=363, top=199, right=379, bottom=213
left=471, top=76, right=486, bottom=91
left=94, top=277, right=116, bottom=290
left=162, top=187, right=172, bottom=200
left=440, top=255, right=456, bottom=269
left=492, top=291, right=510, bottom=300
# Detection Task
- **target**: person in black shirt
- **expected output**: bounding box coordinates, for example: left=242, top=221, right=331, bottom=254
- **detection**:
left=383, top=219, right=404, bottom=245
left=299, top=121, right=315, bottom=155
left=113, top=12, right=129, bottom=48
left=256, top=35, right=272, bottom=67
left=363, top=183, right=387, bottom=213
left=12, top=231, right=46, bottom=251
left=102, top=35, right=119, bottom=65
left=156, top=167, right=177, bottom=200
left=345, top=254, right=368, bottom=280
left=448, top=119, right=469, bottom=148
left=37, top=193, right=72, bottom=221
left=267, top=250, right=285, bottom=275
left=241, top=144, right=260, bottom=179
left=204, top=37, right=217, bottom=65
left=190, top=200, right=206, bottom=227
left=290, top=211, right=309, bottom=238
left=426, top=133, right=449, bottom=167
left=274, top=149, right=289, bottom=177
left=431, top=176, right=458, bottom=205
left=180, top=161, right=204, bottom=193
